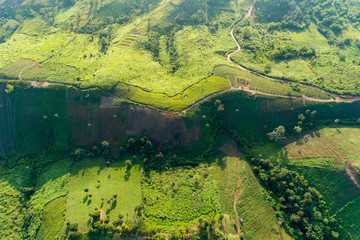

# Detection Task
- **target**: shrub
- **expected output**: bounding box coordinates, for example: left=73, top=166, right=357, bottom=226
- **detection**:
left=69, top=223, right=79, bottom=232
left=125, top=160, right=132, bottom=168
left=90, top=210, right=101, bottom=221
left=267, top=125, right=286, bottom=141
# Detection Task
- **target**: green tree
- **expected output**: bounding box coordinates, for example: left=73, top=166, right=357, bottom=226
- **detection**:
left=90, top=210, right=101, bottom=222
left=125, top=159, right=132, bottom=168
left=294, top=126, right=302, bottom=134
left=267, top=125, right=286, bottom=141
left=5, top=84, right=14, bottom=94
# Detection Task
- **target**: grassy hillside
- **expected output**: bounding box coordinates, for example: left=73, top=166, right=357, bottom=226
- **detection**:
left=210, top=157, right=292, bottom=240
left=283, top=127, right=360, bottom=238
left=232, top=0, right=360, bottom=95
left=3, top=83, right=360, bottom=239
left=0, top=0, right=252, bottom=99
left=66, top=157, right=143, bottom=231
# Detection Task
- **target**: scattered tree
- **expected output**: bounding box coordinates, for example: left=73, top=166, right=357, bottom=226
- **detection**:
left=267, top=125, right=286, bottom=141
left=294, top=126, right=302, bottom=134
left=5, top=84, right=14, bottom=94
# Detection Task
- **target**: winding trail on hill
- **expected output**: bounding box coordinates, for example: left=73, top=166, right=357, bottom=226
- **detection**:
left=234, top=177, right=244, bottom=238
left=346, top=161, right=360, bottom=189
left=226, top=0, right=360, bottom=104
left=2, top=0, right=360, bottom=113
left=18, top=62, right=37, bottom=81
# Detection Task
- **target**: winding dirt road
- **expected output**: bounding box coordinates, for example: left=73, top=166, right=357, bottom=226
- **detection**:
left=226, top=0, right=360, bottom=103
left=2, top=0, right=360, bottom=113
left=346, top=161, right=360, bottom=189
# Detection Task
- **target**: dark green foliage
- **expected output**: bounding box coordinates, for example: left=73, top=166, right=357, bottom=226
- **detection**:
left=288, top=165, right=360, bottom=213
left=14, top=86, right=71, bottom=154
left=69, top=223, right=79, bottom=232
left=89, top=210, right=101, bottom=222
left=247, top=155, right=338, bottom=239
left=255, top=0, right=359, bottom=33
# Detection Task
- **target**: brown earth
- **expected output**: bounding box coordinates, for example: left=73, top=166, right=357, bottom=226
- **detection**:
left=346, top=161, right=360, bottom=189
left=218, top=139, right=242, bottom=157
left=69, top=91, right=204, bottom=151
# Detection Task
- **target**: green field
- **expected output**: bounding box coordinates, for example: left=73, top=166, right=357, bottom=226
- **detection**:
left=27, top=159, right=71, bottom=238
left=66, top=157, right=143, bottom=231
left=336, top=197, right=360, bottom=240
left=143, top=165, right=220, bottom=227
left=113, top=75, right=230, bottom=111
left=214, top=65, right=332, bottom=100
left=36, top=196, right=67, bottom=240
left=284, top=127, right=360, bottom=163
left=210, top=157, right=292, bottom=240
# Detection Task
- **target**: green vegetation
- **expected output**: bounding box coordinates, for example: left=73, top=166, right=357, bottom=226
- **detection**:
left=287, top=161, right=360, bottom=213
left=336, top=197, right=360, bottom=240
left=214, top=65, right=332, bottom=99
left=1, top=0, right=360, bottom=239
left=3, top=85, right=360, bottom=239
left=211, top=157, right=291, bottom=240
left=66, top=157, right=143, bottom=231
left=0, top=159, right=32, bottom=239
left=232, top=0, right=360, bottom=95
left=0, top=0, right=251, bottom=100
left=284, top=126, right=360, bottom=237
left=113, top=76, right=230, bottom=111
left=36, top=196, right=67, bottom=240
left=143, top=165, right=220, bottom=226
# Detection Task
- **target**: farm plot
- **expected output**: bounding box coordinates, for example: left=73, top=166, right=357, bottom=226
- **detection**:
left=213, top=65, right=331, bottom=100
left=336, top=197, right=360, bottom=240
left=66, top=157, right=142, bottom=231
left=70, top=89, right=214, bottom=155
left=210, top=157, right=291, bottom=240
left=142, top=165, right=220, bottom=227
left=283, top=127, right=360, bottom=161
left=0, top=85, right=16, bottom=154
left=113, top=75, right=230, bottom=111
left=14, top=86, right=70, bottom=154
left=68, top=90, right=129, bottom=151
left=125, top=105, right=207, bottom=152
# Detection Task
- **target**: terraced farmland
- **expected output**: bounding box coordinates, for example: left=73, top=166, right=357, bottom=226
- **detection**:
left=210, top=157, right=292, bottom=240
left=284, top=127, right=360, bottom=162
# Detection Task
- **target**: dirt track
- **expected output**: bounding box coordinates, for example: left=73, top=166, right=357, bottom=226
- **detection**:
left=226, top=0, right=360, bottom=104
left=346, top=161, right=360, bottom=189
left=2, top=0, right=360, bottom=113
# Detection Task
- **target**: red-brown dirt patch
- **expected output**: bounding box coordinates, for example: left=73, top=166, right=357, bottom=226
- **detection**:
left=69, top=92, right=204, bottom=151
left=218, top=139, right=242, bottom=157
left=69, top=91, right=129, bottom=151
left=125, top=106, right=197, bottom=150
